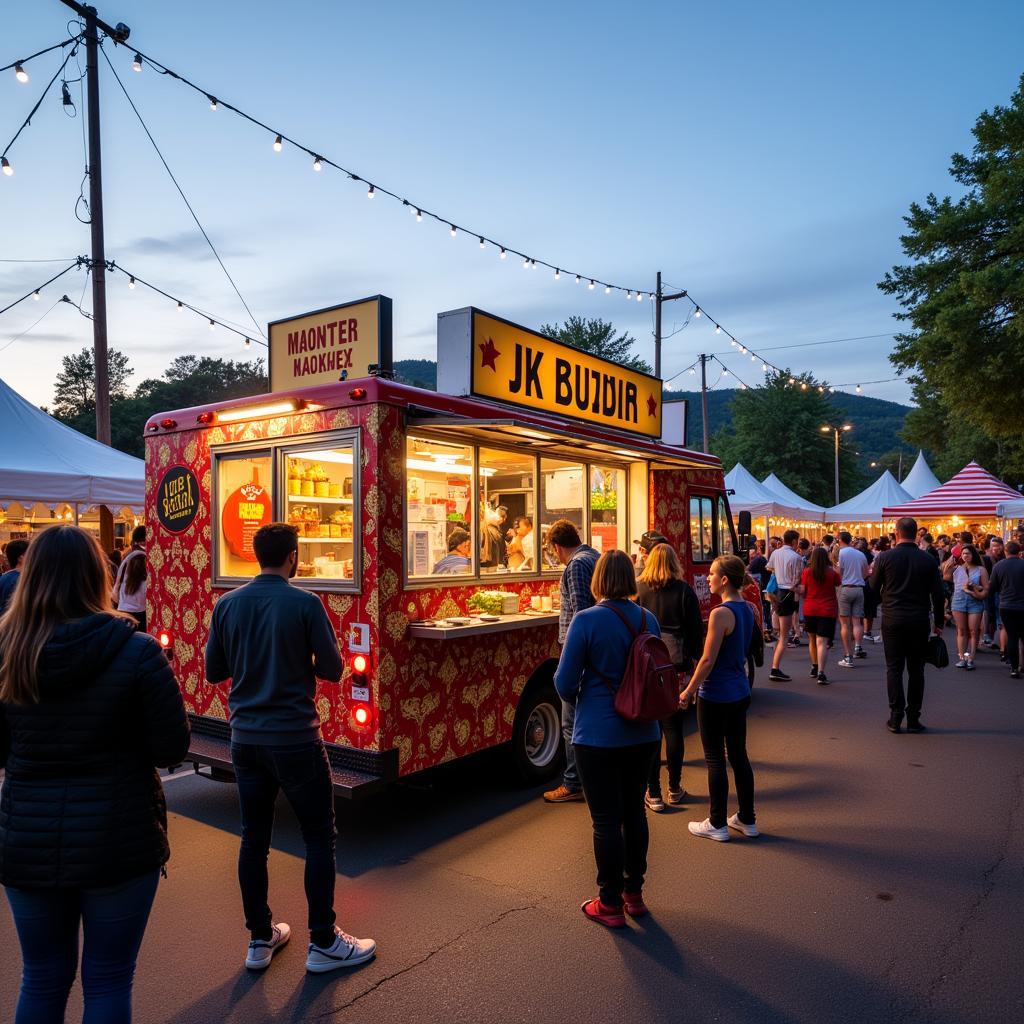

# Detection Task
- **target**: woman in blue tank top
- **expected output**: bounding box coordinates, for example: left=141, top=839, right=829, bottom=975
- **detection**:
left=680, top=554, right=758, bottom=842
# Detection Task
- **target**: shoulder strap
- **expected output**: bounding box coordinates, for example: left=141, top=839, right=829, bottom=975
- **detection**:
left=601, top=601, right=646, bottom=637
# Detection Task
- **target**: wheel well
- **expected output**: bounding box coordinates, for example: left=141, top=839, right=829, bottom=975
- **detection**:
left=516, top=659, right=558, bottom=713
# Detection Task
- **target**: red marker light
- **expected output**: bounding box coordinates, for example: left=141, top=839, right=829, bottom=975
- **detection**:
left=196, top=411, right=215, bottom=424
left=353, top=705, right=370, bottom=726
left=160, top=418, right=177, bottom=429
left=146, top=423, right=159, bottom=433
left=349, top=387, right=367, bottom=400
left=157, top=629, right=173, bottom=649
left=351, top=653, right=368, bottom=675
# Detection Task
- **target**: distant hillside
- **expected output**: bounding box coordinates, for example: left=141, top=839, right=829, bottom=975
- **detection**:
left=395, top=360, right=915, bottom=469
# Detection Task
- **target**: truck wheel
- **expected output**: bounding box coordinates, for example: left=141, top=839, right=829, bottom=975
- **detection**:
left=511, top=683, right=563, bottom=784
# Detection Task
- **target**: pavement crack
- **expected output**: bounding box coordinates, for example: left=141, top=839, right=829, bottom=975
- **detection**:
left=313, top=900, right=541, bottom=1020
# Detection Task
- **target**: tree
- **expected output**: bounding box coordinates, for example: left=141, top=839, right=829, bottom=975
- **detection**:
left=711, top=372, right=863, bottom=507
left=878, top=73, right=1024, bottom=485
left=52, top=347, right=134, bottom=420
left=538, top=316, right=652, bottom=373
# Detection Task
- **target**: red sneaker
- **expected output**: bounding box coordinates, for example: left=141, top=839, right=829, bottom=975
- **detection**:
left=581, top=898, right=626, bottom=928
left=623, top=891, right=648, bottom=917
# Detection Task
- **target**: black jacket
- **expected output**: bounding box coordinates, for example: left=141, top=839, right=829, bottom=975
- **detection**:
left=637, top=579, right=704, bottom=671
left=868, top=541, right=944, bottom=627
left=0, top=613, right=190, bottom=889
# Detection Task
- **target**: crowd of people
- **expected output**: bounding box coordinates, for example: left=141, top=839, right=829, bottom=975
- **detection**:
left=1, top=511, right=1022, bottom=1019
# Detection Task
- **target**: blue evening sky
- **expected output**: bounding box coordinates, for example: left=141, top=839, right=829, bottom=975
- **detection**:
left=2, top=0, right=1022, bottom=409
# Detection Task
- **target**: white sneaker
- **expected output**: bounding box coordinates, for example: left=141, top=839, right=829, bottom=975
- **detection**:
left=872, top=634, right=884, bottom=643
left=955, top=657, right=967, bottom=668
left=861, top=633, right=876, bottom=643
left=837, top=656, right=854, bottom=669
left=245, top=922, right=290, bottom=970
left=688, top=818, right=730, bottom=842
left=306, top=927, right=377, bottom=973
left=727, top=812, right=760, bottom=838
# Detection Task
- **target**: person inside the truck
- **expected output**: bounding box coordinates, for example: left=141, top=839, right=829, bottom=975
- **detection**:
left=506, top=515, right=535, bottom=571
left=433, top=529, right=472, bottom=575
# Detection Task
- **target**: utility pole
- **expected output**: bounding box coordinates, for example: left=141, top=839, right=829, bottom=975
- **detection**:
left=653, top=270, right=687, bottom=381
left=821, top=424, right=852, bottom=505
left=700, top=353, right=709, bottom=454
left=61, top=1, right=130, bottom=551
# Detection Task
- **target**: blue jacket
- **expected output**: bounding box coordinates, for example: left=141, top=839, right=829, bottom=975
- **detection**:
left=554, top=600, right=662, bottom=747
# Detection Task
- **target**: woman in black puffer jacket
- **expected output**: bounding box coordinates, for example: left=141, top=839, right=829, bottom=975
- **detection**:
left=0, top=525, right=190, bottom=1024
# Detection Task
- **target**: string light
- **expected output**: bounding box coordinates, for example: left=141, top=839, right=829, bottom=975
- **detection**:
left=128, top=276, right=135, bottom=289
left=312, top=155, right=322, bottom=171
left=627, top=290, right=633, bottom=300
left=32, top=289, right=40, bottom=301
left=132, top=53, right=142, bottom=72
left=479, top=236, right=485, bottom=249
left=14, top=63, right=28, bottom=84
left=589, top=280, right=595, bottom=290
left=694, top=308, right=701, bottom=318
left=856, top=384, right=862, bottom=393
left=575, top=274, right=581, bottom=284
left=500, top=248, right=507, bottom=260
left=715, top=325, right=721, bottom=334
left=522, top=257, right=530, bottom=269
left=605, top=285, right=611, bottom=294
left=367, top=184, right=374, bottom=199
left=273, top=134, right=282, bottom=152
left=207, top=95, right=217, bottom=111
left=449, top=225, right=457, bottom=237
left=177, top=300, right=183, bottom=312
left=209, top=319, right=215, bottom=330
left=554, top=268, right=560, bottom=280
left=244, top=337, right=251, bottom=349
left=636, top=291, right=643, bottom=301
left=415, top=208, right=422, bottom=222
left=1, top=157, right=11, bottom=176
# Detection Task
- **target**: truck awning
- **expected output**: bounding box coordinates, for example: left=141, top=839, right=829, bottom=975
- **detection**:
left=405, top=414, right=712, bottom=469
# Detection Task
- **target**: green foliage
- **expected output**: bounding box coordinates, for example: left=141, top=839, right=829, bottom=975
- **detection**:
left=393, top=358, right=438, bottom=390
left=710, top=372, right=863, bottom=506
left=878, top=73, right=1024, bottom=486
left=538, top=316, right=652, bottom=373
left=52, top=348, right=134, bottom=420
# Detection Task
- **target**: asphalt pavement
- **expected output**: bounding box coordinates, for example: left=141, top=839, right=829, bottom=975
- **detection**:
left=2, top=627, right=1022, bottom=1024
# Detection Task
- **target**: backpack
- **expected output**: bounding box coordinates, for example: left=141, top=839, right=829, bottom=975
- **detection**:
left=599, top=603, right=681, bottom=722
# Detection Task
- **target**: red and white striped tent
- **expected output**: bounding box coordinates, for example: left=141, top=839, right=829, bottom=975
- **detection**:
left=882, top=461, right=1021, bottom=519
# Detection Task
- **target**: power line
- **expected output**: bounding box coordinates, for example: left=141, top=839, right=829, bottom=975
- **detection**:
left=99, top=45, right=266, bottom=341
left=710, top=332, right=894, bottom=356
left=0, top=298, right=62, bottom=355
left=0, top=35, right=80, bottom=75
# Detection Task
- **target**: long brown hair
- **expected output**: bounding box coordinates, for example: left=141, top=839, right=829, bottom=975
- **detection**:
left=808, top=545, right=831, bottom=584
left=122, top=549, right=147, bottom=596
left=637, top=543, right=682, bottom=589
left=0, top=526, right=125, bottom=705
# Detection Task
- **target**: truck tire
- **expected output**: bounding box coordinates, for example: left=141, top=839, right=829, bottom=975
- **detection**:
left=510, top=679, right=564, bottom=784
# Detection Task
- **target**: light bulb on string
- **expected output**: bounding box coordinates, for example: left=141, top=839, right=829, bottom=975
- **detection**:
left=273, top=134, right=282, bottom=152
left=1, top=157, right=11, bottom=176
left=751, top=353, right=756, bottom=361
left=789, top=377, right=796, bottom=385
left=450, top=225, right=457, bottom=237
left=739, top=345, right=746, bottom=353
left=855, top=384, right=862, bottom=393
left=14, top=64, right=28, bottom=84
left=730, top=339, right=736, bottom=347
left=132, top=53, right=142, bottom=72
left=209, top=319, right=215, bottom=331
left=554, top=268, right=560, bottom=280
left=801, top=382, right=808, bottom=390
left=722, top=368, right=729, bottom=377
left=479, top=237, right=485, bottom=249
left=694, top=308, right=701, bottom=318
left=500, top=248, right=507, bottom=260
left=637, top=292, right=643, bottom=301
left=763, top=363, right=769, bottom=372
left=523, top=257, right=530, bottom=269
left=32, top=289, right=40, bottom=301
left=605, top=285, right=611, bottom=294
left=689, top=368, right=696, bottom=376
left=715, top=325, right=721, bottom=334
left=367, top=184, right=375, bottom=199
left=177, top=301, right=183, bottom=312
left=313, top=155, right=322, bottom=171
left=627, top=291, right=632, bottom=300
left=244, top=337, right=251, bottom=349
left=589, top=280, right=595, bottom=290
left=415, top=208, right=422, bottom=222
left=128, top=276, right=135, bottom=289
left=208, top=95, right=218, bottom=111
left=575, top=274, right=581, bottom=284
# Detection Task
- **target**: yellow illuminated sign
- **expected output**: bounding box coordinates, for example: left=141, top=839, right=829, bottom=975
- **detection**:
left=470, top=311, right=663, bottom=437
left=268, top=296, right=392, bottom=393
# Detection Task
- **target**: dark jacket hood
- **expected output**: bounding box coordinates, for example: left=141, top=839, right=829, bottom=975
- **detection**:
left=38, top=613, right=138, bottom=692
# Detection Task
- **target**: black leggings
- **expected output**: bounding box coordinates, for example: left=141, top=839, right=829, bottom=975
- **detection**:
left=1001, top=607, right=1024, bottom=672
left=574, top=741, right=659, bottom=907
left=647, top=709, right=685, bottom=797
left=696, top=696, right=755, bottom=828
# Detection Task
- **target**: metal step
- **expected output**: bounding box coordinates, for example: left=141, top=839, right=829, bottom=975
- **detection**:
left=184, top=717, right=391, bottom=799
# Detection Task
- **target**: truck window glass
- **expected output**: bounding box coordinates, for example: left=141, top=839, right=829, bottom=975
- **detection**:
left=590, top=464, right=627, bottom=554
left=216, top=453, right=273, bottom=580
left=717, top=495, right=734, bottom=556
left=284, top=442, right=357, bottom=583
left=689, top=495, right=713, bottom=563
left=479, top=448, right=535, bottom=574
left=540, top=458, right=585, bottom=572
left=406, top=435, right=474, bottom=579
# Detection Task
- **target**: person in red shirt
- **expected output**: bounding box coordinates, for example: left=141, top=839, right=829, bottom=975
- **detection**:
left=797, top=546, right=841, bottom=685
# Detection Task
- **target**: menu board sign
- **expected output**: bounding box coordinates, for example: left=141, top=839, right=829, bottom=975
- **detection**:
left=221, top=471, right=272, bottom=562
left=156, top=466, right=199, bottom=534
left=437, top=308, right=663, bottom=438
left=268, top=295, right=393, bottom=393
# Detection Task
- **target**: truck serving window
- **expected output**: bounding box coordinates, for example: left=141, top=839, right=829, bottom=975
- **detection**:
left=690, top=495, right=714, bottom=563
left=406, top=436, right=474, bottom=579
left=479, top=448, right=535, bottom=574
left=540, top=459, right=585, bottom=572
left=590, top=465, right=627, bottom=554
left=283, top=440, right=358, bottom=584
left=215, top=452, right=273, bottom=581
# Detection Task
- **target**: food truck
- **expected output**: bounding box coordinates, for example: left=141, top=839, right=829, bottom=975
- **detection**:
left=146, top=300, right=738, bottom=797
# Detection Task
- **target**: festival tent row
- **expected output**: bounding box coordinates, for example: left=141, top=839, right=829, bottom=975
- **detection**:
left=0, top=377, right=144, bottom=545
left=825, top=470, right=912, bottom=529
left=724, top=464, right=824, bottom=538
left=900, top=451, right=941, bottom=499
left=882, top=461, right=1021, bottom=538
left=761, top=473, right=826, bottom=519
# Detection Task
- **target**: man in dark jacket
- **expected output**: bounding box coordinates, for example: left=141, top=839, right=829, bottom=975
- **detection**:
left=0, top=538, right=28, bottom=613
left=868, top=516, right=945, bottom=733
left=205, top=523, right=376, bottom=974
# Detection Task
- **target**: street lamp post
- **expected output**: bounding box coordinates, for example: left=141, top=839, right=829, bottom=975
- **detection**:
left=821, top=424, right=852, bottom=505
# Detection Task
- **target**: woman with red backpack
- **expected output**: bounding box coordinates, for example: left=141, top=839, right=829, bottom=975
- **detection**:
left=680, top=554, right=759, bottom=843
left=554, top=549, right=663, bottom=929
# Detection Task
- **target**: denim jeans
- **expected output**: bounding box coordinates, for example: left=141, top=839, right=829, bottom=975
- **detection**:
left=231, top=739, right=337, bottom=945
left=5, top=869, right=160, bottom=1024
left=560, top=699, right=580, bottom=790
left=574, top=742, right=659, bottom=906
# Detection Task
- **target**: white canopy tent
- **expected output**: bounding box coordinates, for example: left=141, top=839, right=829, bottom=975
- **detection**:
left=0, top=376, right=144, bottom=514
left=997, top=499, right=1024, bottom=520
left=760, top=473, right=826, bottom=519
left=724, top=464, right=804, bottom=520
left=900, top=451, right=941, bottom=499
left=825, top=470, right=911, bottom=525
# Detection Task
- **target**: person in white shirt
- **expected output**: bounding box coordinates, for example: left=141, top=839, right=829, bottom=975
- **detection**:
left=113, top=525, right=148, bottom=631
left=766, top=529, right=804, bottom=681
left=835, top=531, right=869, bottom=668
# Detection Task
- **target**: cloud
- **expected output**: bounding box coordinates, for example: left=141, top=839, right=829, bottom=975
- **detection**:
left=117, top=231, right=254, bottom=261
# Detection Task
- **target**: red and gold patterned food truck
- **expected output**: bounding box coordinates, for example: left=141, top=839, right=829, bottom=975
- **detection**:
left=146, top=305, right=737, bottom=796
